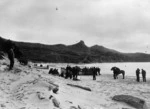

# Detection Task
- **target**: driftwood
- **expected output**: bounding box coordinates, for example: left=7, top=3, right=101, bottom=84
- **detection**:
left=70, top=106, right=78, bottom=109
left=48, top=81, right=59, bottom=87
left=112, top=95, right=147, bottom=109
left=67, top=84, right=91, bottom=91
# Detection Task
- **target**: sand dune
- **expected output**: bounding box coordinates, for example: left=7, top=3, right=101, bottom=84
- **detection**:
left=0, top=59, right=150, bottom=109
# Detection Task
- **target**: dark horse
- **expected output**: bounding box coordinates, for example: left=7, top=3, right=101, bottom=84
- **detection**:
left=111, top=67, right=125, bottom=79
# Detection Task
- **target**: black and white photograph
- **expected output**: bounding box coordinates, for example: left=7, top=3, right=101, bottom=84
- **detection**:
left=0, top=0, right=150, bottom=109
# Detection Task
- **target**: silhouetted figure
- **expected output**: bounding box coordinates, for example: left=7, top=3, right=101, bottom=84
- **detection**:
left=72, top=66, right=80, bottom=80
left=141, top=69, right=146, bottom=82
left=48, top=68, right=59, bottom=75
left=7, top=48, right=14, bottom=70
left=92, top=67, right=96, bottom=80
left=66, top=65, right=72, bottom=79
left=136, top=68, right=140, bottom=82
left=49, top=68, right=53, bottom=74
left=0, top=38, right=16, bottom=70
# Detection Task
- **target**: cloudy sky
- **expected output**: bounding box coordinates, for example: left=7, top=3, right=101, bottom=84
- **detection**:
left=0, top=0, right=150, bottom=53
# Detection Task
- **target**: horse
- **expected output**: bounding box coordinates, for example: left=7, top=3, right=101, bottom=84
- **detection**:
left=111, top=67, right=125, bottom=79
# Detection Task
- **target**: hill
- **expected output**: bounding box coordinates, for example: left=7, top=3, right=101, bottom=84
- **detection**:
left=1, top=37, right=150, bottom=63
left=12, top=40, right=150, bottom=63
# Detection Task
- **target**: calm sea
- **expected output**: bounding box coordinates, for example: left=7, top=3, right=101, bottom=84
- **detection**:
left=47, top=62, right=150, bottom=78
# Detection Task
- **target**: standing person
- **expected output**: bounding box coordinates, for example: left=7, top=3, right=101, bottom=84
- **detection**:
left=136, top=68, right=140, bottom=82
left=0, top=37, right=22, bottom=70
left=141, top=69, right=146, bottom=82
left=0, top=38, right=15, bottom=70
left=93, top=67, right=96, bottom=80
left=7, top=47, right=15, bottom=70
left=5, top=40, right=16, bottom=70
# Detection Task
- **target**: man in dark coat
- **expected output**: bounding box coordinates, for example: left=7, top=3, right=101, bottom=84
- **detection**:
left=136, top=68, right=140, bottom=82
left=66, top=65, right=72, bottom=79
left=92, top=67, right=97, bottom=80
left=141, top=69, right=146, bottom=82
left=7, top=48, right=14, bottom=70
left=0, top=37, right=16, bottom=70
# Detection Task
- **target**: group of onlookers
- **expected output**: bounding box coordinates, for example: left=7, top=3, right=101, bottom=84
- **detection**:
left=136, top=68, right=146, bottom=82
left=48, top=65, right=101, bottom=81
left=82, top=67, right=101, bottom=80
left=48, top=68, right=59, bottom=75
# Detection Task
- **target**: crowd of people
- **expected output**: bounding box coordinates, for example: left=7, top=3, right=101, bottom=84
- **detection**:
left=47, top=66, right=148, bottom=82
left=82, top=67, right=101, bottom=80
left=48, top=65, right=101, bottom=81
left=48, top=68, right=59, bottom=75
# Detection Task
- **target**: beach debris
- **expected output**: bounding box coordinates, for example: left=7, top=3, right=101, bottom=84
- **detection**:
left=70, top=106, right=78, bottom=109
left=19, top=107, right=26, bottom=109
left=53, top=87, right=59, bottom=94
left=78, top=105, right=82, bottom=109
left=15, top=93, right=24, bottom=100
left=67, top=84, right=91, bottom=92
left=2, top=62, right=8, bottom=65
left=1, top=104, right=6, bottom=107
left=24, top=71, right=30, bottom=75
left=37, top=92, right=45, bottom=100
left=49, top=95, right=60, bottom=108
left=112, top=95, right=148, bottom=109
left=69, top=105, right=83, bottom=109
left=48, top=82, right=59, bottom=94
left=66, top=100, right=73, bottom=104
left=14, top=68, right=22, bottom=73
left=48, top=81, right=59, bottom=87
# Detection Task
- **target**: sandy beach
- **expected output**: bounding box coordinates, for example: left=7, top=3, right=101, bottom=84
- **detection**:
left=0, top=59, right=150, bottom=109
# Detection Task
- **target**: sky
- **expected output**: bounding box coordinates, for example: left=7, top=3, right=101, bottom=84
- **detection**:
left=0, top=0, right=150, bottom=53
